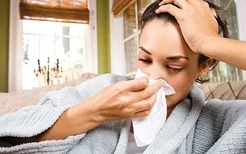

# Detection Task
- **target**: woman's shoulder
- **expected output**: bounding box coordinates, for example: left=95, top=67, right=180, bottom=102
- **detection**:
left=193, top=99, right=246, bottom=153
left=203, top=99, right=246, bottom=116
left=200, top=99, right=246, bottom=122
left=197, top=99, right=246, bottom=131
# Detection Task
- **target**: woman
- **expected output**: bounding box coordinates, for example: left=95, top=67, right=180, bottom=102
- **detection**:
left=0, top=0, right=245, bottom=153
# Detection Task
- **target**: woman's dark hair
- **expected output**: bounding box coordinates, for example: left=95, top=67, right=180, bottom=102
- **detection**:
left=141, top=0, right=229, bottom=83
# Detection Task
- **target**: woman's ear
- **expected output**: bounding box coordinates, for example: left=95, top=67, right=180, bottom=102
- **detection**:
left=199, top=59, right=214, bottom=77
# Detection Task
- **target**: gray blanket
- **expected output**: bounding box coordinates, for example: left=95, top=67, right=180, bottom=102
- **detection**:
left=0, top=74, right=246, bottom=154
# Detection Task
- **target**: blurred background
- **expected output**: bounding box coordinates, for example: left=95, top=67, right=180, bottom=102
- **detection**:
left=0, top=0, right=245, bottom=92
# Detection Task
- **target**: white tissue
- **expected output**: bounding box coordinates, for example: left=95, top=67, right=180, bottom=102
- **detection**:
left=132, top=69, right=176, bottom=147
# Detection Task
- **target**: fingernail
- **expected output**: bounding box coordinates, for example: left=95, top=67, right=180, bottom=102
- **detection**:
left=159, top=1, right=165, bottom=6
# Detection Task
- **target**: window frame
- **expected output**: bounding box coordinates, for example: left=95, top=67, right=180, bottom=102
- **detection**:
left=109, top=0, right=246, bottom=79
left=109, top=0, right=154, bottom=75
left=9, top=0, right=98, bottom=92
left=22, top=21, right=86, bottom=62
left=22, top=21, right=87, bottom=89
left=9, top=0, right=23, bottom=92
left=236, top=0, right=246, bottom=79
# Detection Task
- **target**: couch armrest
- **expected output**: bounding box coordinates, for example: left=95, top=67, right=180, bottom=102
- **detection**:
left=0, top=73, right=99, bottom=116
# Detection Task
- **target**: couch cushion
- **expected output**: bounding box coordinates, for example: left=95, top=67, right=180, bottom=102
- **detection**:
left=199, top=80, right=246, bottom=100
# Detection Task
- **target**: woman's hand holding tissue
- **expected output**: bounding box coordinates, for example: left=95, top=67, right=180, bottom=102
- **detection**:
left=37, top=77, right=162, bottom=141
left=90, top=77, right=163, bottom=122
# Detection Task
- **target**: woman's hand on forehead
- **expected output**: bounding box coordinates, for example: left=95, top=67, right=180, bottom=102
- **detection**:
left=155, top=0, right=219, bottom=53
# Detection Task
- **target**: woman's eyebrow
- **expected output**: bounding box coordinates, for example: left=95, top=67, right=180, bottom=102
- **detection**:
left=138, top=46, right=151, bottom=55
left=166, top=55, right=190, bottom=61
left=139, top=46, right=190, bottom=61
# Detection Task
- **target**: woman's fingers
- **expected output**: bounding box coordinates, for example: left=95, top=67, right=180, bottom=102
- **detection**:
left=128, top=77, right=150, bottom=91
left=188, top=0, right=219, bottom=33
left=155, top=4, right=184, bottom=20
left=156, top=0, right=220, bottom=53
left=133, top=110, right=151, bottom=118
left=159, top=0, right=188, bottom=9
left=94, top=79, right=163, bottom=121
left=189, top=0, right=209, bottom=9
left=112, top=77, right=149, bottom=93
left=117, top=79, right=162, bottom=104
left=129, top=93, right=157, bottom=114
left=159, top=0, right=170, bottom=5
left=159, top=0, right=184, bottom=6
left=125, top=81, right=162, bottom=118
left=135, top=81, right=163, bottom=101
left=160, top=0, right=204, bottom=8
left=111, top=77, right=162, bottom=101
left=188, top=0, right=203, bottom=7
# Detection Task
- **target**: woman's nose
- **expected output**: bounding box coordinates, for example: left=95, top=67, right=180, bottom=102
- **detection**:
left=148, top=66, right=164, bottom=80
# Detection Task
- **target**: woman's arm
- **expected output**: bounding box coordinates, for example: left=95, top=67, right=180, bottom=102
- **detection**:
left=198, top=36, right=246, bottom=70
left=35, top=100, right=99, bottom=141
left=35, top=77, right=163, bottom=141
left=0, top=75, right=163, bottom=153
left=0, top=93, right=100, bottom=145
left=156, top=0, right=246, bottom=70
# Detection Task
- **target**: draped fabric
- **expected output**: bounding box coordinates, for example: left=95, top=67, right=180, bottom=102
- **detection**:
left=112, top=0, right=135, bottom=16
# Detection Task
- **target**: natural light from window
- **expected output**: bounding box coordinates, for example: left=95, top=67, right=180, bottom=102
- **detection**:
left=22, top=20, right=87, bottom=90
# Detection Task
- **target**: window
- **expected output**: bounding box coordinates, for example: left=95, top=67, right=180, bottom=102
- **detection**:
left=121, top=0, right=243, bottom=82
left=123, top=0, right=152, bottom=74
left=22, top=20, right=87, bottom=89
left=9, top=0, right=98, bottom=92
left=204, top=0, right=243, bottom=82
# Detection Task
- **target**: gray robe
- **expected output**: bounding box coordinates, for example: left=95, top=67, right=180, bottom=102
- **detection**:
left=0, top=74, right=246, bottom=154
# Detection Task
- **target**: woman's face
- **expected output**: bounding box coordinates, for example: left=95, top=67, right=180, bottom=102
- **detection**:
left=137, top=19, right=201, bottom=112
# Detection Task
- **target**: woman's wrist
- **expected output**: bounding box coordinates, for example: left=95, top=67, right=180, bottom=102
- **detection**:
left=66, top=99, right=103, bottom=133
left=35, top=100, right=102, bottom=142
left=196, top=35, right=221, bottom=56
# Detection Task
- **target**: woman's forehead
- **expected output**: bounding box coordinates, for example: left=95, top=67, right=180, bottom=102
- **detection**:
left=139, top=19, right=198, bottom=60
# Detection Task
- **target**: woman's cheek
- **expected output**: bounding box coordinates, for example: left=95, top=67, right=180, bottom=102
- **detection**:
left=167, top=77, right=193, bottom=102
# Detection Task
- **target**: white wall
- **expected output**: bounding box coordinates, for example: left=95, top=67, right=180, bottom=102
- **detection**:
left=109, top=0, right=125, bottom=75
left=8, top=0, right=23, bottom=92
left=84, top=0, right=98, bottom=73
left=236, top=0, right=246, bottom=80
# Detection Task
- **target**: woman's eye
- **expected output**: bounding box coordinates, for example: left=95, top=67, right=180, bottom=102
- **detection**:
left=167, top=66, right=183, bottom=72
left=139, top=58, right=152, bottom=64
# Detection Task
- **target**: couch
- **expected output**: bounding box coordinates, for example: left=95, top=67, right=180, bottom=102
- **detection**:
left=0, top=73, right=246, bottom=116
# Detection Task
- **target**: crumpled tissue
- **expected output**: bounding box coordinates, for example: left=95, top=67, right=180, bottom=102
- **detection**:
left=132, top=69, right=176, bottom=147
